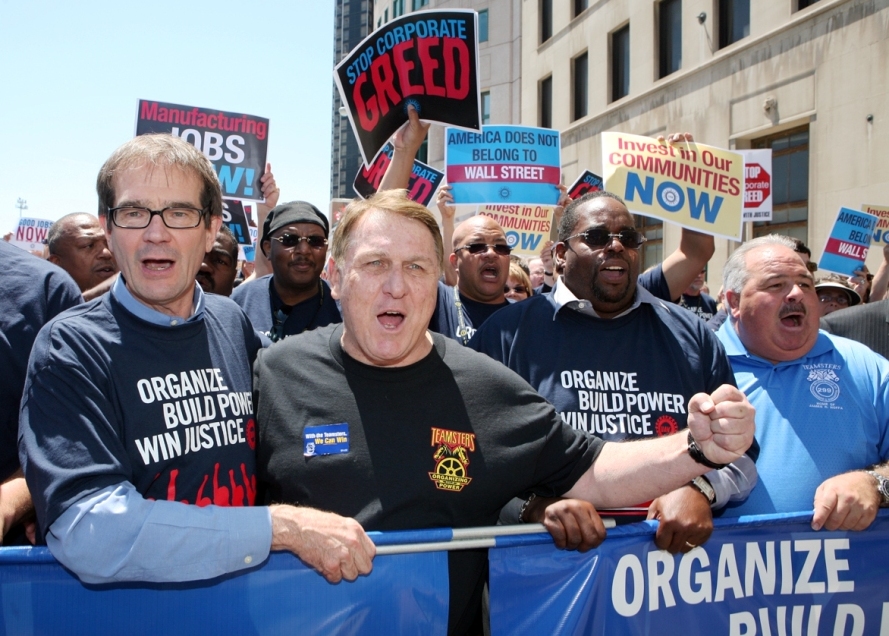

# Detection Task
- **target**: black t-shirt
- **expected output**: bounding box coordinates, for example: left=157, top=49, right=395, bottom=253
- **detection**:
left=678, top=292, right=718, bottom=321
left=254, top=324, right=602, bottom=634
left=20, top=293, right=263, bottom=535
left=231, top=274, right=341, bottom=341
left=0, top=241, right=82, bottom=481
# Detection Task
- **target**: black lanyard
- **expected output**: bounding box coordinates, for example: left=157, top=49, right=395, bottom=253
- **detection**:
left=453, top=287, right=473, bottom=346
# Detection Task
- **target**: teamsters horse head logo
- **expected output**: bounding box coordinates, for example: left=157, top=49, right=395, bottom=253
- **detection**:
left=807, top=368, right=841, bottom=403
left=428, top=427, right=475, bottom=492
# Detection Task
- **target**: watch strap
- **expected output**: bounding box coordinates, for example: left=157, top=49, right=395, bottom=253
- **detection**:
left=687, top=431, right=729, bottom=470
left=866, top=470, right=889, bottom=506
left=690, top=476, right=716, bottom=505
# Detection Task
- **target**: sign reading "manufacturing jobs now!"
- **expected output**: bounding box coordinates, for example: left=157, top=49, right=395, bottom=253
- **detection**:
left=602, top=132, right=745, bottom=241
left=135, top=99, right=269, bottom=202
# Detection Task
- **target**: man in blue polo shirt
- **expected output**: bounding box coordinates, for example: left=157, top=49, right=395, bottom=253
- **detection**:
left=716, top=235, right=889, bottom=530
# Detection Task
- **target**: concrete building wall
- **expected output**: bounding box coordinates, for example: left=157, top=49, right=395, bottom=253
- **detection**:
left=522, top=0, right=889, bottom=288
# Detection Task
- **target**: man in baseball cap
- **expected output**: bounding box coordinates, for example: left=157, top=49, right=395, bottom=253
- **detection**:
left=231, top=201, right=341, bottom=341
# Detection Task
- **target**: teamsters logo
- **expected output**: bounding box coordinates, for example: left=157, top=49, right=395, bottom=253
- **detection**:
left=428, top=427, right=476, bottom=492
left=807, top=367, right=841, bottom=403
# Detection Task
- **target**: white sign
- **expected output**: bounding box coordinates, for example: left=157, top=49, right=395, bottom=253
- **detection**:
left=740, top=149, right=773, bottom=222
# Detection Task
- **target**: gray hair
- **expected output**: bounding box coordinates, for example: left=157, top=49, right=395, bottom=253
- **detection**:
left=723, top=234, right=799, bottom=295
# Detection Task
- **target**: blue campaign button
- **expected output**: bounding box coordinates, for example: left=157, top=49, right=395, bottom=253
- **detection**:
left=304, top=423, right=350, bottom=457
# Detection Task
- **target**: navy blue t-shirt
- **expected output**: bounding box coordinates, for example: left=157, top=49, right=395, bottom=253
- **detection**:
left=678, top=292, right=718, bottom=322
left=231, top=274, right=341, bottom=341
left=1, top=241, right=81, bottom=480
left=469, top=291, right=735, bottom=441
left=20, top=293, right=263, bottom=535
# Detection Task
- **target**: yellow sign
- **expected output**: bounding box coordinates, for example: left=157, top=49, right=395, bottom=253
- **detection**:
left=476, top=204, right=554, bottom=258
left=602, top=132, right=744, bottom=241
left=862, top=204, right=889, bottom=272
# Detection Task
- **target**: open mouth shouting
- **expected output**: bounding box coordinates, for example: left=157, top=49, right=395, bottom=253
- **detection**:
left=779, top=302, right=807, bottom=328
left=378, top=310, right=405, bottom=329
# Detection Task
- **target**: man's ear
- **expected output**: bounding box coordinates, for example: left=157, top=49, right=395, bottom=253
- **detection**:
left=448, top=252, right=458, bottom=271
left=48, top=253, right=61, bottom=265
left=206, top=216, right=223, bottom=252
left=327, top=257, right=341, bottom=300
left=725, top=289, right=741, bottom=320
left=261, top=239, right=271, bottom=259
left=99, top=216, right=115, bottom=258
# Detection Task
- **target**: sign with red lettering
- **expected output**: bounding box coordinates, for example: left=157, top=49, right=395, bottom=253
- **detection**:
left=135, top=99, right=269, bottom=202
left=739, top=149, right=772, bottom=222
left=353, top=142, right=444, bottom=206
left=12, top=217, right=53, bottom=253
left=567, top=170, right=604, bottom=200
left=334, top=10, right=481, bottom=166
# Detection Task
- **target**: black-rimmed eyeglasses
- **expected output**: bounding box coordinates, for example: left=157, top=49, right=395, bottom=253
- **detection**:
left=110, top=206, right=207, bottom=229
left=563, top=228, right=647, bottom=250
left=271, top=234, right=328, bottom=250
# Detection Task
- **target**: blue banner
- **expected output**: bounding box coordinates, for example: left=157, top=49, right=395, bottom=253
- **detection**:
left=0, top=545, right=448, bottom=636
left=445, top=125, right=561, bottom=205
left=489, top=511, right=889, bottom=635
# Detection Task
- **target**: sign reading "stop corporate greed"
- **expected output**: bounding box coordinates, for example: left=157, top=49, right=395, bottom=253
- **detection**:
left=335, top=10, right=481, bottom=166
left=136, top=100, right=269, bottom=202
left=602, top=132, right=744, bottom=241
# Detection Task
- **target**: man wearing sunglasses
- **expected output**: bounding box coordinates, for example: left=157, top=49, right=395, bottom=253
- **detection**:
left=20, top=134, right=372, bottom=588
left=471, top=190, right=756, bottom=554
left=429, top=215, right=514, bottom=344
left=231, top=201, right=341, bottom=342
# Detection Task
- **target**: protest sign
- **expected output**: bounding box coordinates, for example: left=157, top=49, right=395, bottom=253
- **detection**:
left=446, top=125, right=561, bottom=205
left=135, top=99, right=269, bottom=201
left=740, top=149, right=773, bottom=222
left=335, top=10, right=481, bottom=166
left=819, top=206, right=877, bottom=276
left=353, top=142, right=444, bottom=206
left=330, top=198, right=351, bottom=233
left=863, top=203, right=889, bottom=271
left=567, top=170, right=603, bottom=200
left=602, top=132, right=744, bottom=240
left=477, top=204, right=553, bottom=257
left=222, top=199, right=251, bottom=245
left=12, top=217, right=53, bottom=252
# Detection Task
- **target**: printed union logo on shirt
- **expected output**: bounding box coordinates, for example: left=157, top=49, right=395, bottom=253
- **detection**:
left=428, top=427, right=476, bottom=492
left=304, top=423, right=350, bottom=457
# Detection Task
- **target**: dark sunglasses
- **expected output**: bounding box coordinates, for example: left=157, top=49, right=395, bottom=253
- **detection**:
left=272, top=234, right=328, bottom=250
left=504, top=285, right=528, bottom=295
left=455, top=243, right=512, bottom=256
left=564, top=228, right=647, bottom=250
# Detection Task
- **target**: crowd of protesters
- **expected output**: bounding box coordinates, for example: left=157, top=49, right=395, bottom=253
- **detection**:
left=2, top=116, right=888, bottom=635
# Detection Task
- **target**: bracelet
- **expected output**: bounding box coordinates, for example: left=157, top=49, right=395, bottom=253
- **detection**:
left=687, top=431, right=729, bottom=470
left=518, top=493, right=537, bottom=523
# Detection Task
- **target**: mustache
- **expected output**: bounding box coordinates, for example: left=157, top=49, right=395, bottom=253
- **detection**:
left=779, top=302, right=807, bottom=319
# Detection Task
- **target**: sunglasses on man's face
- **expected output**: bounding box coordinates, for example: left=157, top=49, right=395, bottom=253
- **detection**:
left=504, top=285, right=528, bottom=295
left=455, top=243, right=512, bottom=257
left=272, top=234, right=328, bottom=250
left=564, top=228, right=647, bottom=250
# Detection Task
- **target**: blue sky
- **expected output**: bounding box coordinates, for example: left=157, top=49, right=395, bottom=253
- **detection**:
left=0, top=1, right=336, bottom=234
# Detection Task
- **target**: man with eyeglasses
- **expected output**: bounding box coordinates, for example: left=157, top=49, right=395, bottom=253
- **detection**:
left=471, top=190, right=756, bottom=554
left=231, top=201, right=341, bottom=342
left=196, top=225, right=239, bottom=297
left=429, top=215, right=514, bottom=344
left=20, top=134, right=373, bottom=586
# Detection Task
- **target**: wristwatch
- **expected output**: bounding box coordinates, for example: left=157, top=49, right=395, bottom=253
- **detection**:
left=687, top=431, right=729, bottom=470
left=865, top=471, right=889, bottom=507
left=689, top=476, right=716, bottom=506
